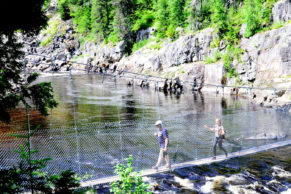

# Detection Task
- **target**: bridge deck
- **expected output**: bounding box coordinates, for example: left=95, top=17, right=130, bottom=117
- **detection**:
left=81, top=139, right=291, bottom=187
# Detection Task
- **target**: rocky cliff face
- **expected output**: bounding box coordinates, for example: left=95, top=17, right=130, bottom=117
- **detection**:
left=238, top=24, right=291, bottom=86
left=23, top=0, right=291, bottom=97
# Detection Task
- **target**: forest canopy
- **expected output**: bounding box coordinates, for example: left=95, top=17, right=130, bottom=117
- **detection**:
left=57, top=0, right=278, bottom=44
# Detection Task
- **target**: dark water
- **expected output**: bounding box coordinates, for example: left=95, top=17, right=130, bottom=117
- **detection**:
left=1, top=73, right=291, bottom=193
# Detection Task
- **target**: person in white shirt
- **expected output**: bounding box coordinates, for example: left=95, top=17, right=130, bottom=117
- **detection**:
left=204, top=118, right=228, bottom=160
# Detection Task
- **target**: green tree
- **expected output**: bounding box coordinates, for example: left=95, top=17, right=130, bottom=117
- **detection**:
left=0, top=127, right=81, bottom=193
left=184, top=0, right=211, bottom=31
left=168, top=0, right=186, bottom=27
left=0, top=0, right=57, bottom=122
left=132, top=0, right=155, bottom=32
left=243, top=0, right=263, bottom=38
left=70, top=1, right=92, bottom=34
left=111, top=0, right=137, bottom=53
left=155, top=0, right=170, bottom=37
left=90, top=0, right=113, bottom=40
left=210, top=0, right=227, bottom=34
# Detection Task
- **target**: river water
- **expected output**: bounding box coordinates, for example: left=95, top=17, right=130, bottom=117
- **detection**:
left=1, top=73, right=291, bottom=193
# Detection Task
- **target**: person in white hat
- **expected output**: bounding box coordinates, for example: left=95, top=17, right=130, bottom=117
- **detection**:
left=152, top=120, right=171, bottom=170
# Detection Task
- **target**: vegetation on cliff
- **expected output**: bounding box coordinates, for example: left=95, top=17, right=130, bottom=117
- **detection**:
left=54, top=0, right=280, bottom=78
left=57, top=0, right=278, bottom=44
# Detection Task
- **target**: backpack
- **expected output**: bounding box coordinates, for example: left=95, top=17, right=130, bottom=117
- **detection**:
left=219, top=127, right=226, bottom=139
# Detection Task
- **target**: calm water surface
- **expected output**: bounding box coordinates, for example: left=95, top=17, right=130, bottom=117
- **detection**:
left=1, top=73, right=290, bottom=185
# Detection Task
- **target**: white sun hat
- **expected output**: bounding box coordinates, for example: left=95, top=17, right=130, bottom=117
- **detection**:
left=155, top=120, right=163, bottom=126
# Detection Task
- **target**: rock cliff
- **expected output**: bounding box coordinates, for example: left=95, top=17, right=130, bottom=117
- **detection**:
left=23, top=0, right=291, bottom=105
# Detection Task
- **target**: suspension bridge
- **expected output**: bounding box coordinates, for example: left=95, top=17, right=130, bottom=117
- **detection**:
left=0, top=52, right=291, bottom=188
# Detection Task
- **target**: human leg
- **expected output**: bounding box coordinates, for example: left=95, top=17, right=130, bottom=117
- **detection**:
left=218, top=138, right=228, bottom=157
left=213, top=138, right=218, bottom=157
left=163, top=151, right=171, bottom=168
left=153, top=148, right=163, bottom=169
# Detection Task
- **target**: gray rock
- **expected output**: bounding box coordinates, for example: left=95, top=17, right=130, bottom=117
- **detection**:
left=136, top=27, right=156, bottom=42
left=239, top=24, right=247, bottom=37
left=56, top=53, right=67, bottom=61
left=272, top=0, right=291, bottom=23
left=239, top=24, right=291, bottom=84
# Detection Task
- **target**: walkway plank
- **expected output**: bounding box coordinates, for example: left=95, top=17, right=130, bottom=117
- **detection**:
left=81, top=139, right=291, bottom=187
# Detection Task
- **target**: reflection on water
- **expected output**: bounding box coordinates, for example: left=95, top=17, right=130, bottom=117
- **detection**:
left=2, top=74, right=260, bottom=130
left=1, top=74, right=291, bottom=181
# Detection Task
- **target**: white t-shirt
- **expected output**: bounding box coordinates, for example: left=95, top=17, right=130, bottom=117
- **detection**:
left=214, top=125, right=222, bottom=138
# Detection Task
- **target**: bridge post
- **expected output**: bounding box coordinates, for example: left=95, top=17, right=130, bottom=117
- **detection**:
left=102, top=67, right=105, bottom=84
left=216, top=86, right=218, bottom=94
left=69, top=67, right=81, bottom=175
left=49, top=57, right=56, bottom=139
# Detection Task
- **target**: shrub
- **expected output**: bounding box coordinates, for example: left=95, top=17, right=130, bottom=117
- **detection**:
left=58, top=0, right=71, bottom=20
left=166, top=24, right=177, bottom=39
left=40, top=17, right=60, bottom=47
left=222, top=45, right=242, bottom=78
left=205, top=50, right=221, bottom=64
left=132, top=10, right=155, bottom=32
left=149, top=42, right=162, bottom=50
left=110, top=155, right=151, bottom=194
left=108, top=31, right=121, bottom=45
left=132, top=39, right=152, bottom=53
left=0, top=127, right=80, bottom=193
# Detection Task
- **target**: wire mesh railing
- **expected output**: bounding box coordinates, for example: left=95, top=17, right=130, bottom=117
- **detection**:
left=1, top=111, right=290, bottom=182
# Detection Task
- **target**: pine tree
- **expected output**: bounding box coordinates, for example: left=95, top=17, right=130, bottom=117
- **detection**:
left=210, top=0, right=227, bottom=34
left=243, top=0, right=263, bottom=38
left=90, top=0, right=112, bottom=40
left=169, top=0, right=186, bottom=27
left=112, top=0, right=136, bottom=41
left=155, top=0, right=170, bottom=37
left=0, top=0, right=57, bottom=122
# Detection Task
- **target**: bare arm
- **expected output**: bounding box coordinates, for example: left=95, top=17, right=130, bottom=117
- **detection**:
left=204, top=125, right=214, bottom=131
left=164, top=138, right=169, bottom=151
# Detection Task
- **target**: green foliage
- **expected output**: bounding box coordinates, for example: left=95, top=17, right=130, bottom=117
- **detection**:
left=58, top=0, right=71, bottom=20
left=210, top=38, right=220, bottom=48
left=243, top=0, right=263, bottom=38
left=222, top=45, right=243, bottom=78
left=210, top=0, right=227, bottom=34
left=0, top=0, right=57, bottom=122
left=111, top=155, right=151, bottom=193
left=223, top=6, right=242, bottom=45
left=132, top=10, right=155, bottom=32
left=47, top=170, right=81, bottom=193
left=71, top=4, right=91, bottom=34
left=132, top=38, right=152, bottom=53
left=166, top=24, right=178, bottom=39
left=40, top=17, right=60, bottom=47
left=242, top=0, right=278, bottom=38
left=168, top=0, right=186, bottom=27
left=205, top=50, right=221, bottom=64
left=149, top=42, right=162, bottom=50
left=155, top=0, right=169, bottom=38
left=90, top=0, right=113, bottom=40
left=43, top=0, right=51, bottom=11
left=0, top=127, right=80, bottom=193
left=40, top=36, right=53, bottom=46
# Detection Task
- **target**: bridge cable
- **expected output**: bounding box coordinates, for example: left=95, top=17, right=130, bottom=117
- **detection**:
left=69, top=67, right=81, bottom=175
